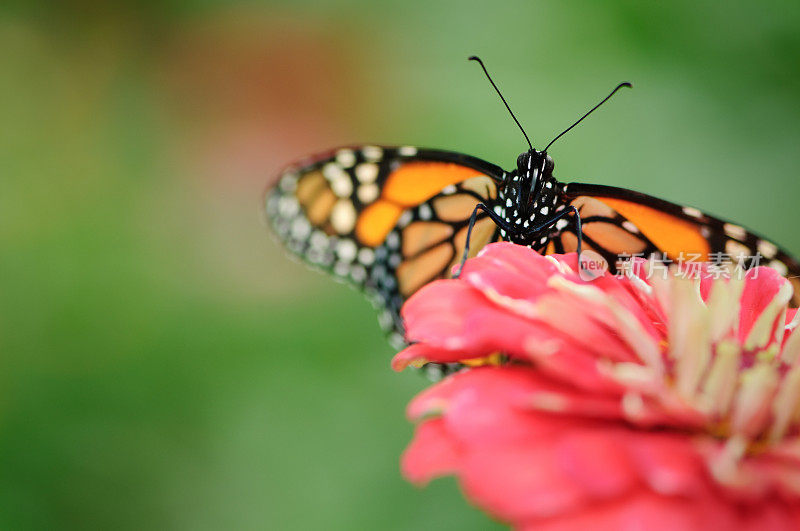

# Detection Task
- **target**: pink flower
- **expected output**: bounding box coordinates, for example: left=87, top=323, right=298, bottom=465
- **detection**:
left=395, top=242, right=800, bottom=530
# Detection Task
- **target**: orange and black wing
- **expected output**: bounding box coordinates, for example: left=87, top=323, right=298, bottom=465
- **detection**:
left=552, top=182, right=800, bottom=299
left=266, top=146, right=503, bottom=343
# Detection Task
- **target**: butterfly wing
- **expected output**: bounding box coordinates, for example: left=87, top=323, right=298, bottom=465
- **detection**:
left=266, top=146, right=504, bottom=343
left=552, top=182, right=800, bottom=300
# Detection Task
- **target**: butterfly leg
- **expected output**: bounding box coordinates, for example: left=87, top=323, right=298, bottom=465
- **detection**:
left=522, top=206, right=583, bottom=258
left=453, top=203, right=516, bottom=279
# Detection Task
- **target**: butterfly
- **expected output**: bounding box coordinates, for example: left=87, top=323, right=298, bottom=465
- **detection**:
left=265, top=57, right=800, bottom=348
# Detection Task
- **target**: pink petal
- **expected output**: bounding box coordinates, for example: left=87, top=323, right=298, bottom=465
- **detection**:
left=401, top=281, right=549, bottom=362
left=460, top=444, right=588, bottom=523
left=460, top=244, right=566, bottom=303
left=392, top=342, right=462, bottom=371
left=401, top=280, right=489, bottom=348
left=738, top=266, right=787, bottom=343
left=521, top=490, right=738, bottom=531
left=627, top=433, right=707, bottom=496
left=401, top=418, right=461, bottom=486
left=555, top=428, right=637, bottom=498
left=438, top=367, right=570, bottom=445
left=786, top=309, right=798, bottom=326
left=406, top=371, right=469, bottom=421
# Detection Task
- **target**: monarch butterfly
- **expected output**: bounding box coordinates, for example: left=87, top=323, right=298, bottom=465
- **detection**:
left=265, top=57, right=800, bottom=348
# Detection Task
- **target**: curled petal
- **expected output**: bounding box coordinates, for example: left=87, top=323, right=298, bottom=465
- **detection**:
left=401, top=418, right=460, bottom=485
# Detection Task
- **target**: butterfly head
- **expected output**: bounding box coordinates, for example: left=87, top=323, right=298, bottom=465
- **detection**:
left=509, top=149, right=554, bottom=210
left=516, top=150, right=553, bottom=180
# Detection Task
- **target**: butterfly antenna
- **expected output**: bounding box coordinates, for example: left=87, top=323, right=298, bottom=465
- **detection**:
left=543, top=82, right=632, bottom=152
left=469, top=55, right=533, bottom=152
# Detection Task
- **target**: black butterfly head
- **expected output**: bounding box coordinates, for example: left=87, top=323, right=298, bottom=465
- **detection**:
left=516, top=149, right=554, bottom=180
left=498, top=149, right=556, bottom=219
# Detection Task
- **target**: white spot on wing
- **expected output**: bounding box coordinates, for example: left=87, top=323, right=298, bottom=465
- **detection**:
left=290, top=218, right=311, bottom=240
left=336, top=149, right=356, bottom=168
left=357, top=183, right=379, bottom=203
left=769, top=260, right=789, bottom=276
left=278, top=197, right=300, bottom=217
left=622, top=221, right=639, bottom=234
left=397, top=210, right=413, bottom=228
left=723, top=223, right=747, bottom=240
left=386, top=231, right=400, bottom=249
left=330, top=174, right=353, bottom=198
left=758, top=240, right=778, bottom=259
left=725, top=239, right=750, bottom=261
left=683, top=206, right=703, bottom=219
left=350, top=264, right=367, bottom=282
left=336, top=239, right=357, bottom=262
left=279, top=171, right=298, bottom=192
left=309, top=230, right=328, bottom=250
left=358, top=247, right=375, bottom=266
left=334, top=261, right=350, bottom=277
left=355, top=163, right=379, bottom=183
left=398, top=146, right=418, bottom=156
left=362, top=146, right=383, bottom=162
left=331, top=199, right=357, bottom=234
left=418, top=203, right=433, bottom=220
left=378, top=311, right=393, bottom=329
left=323, top=162, right=347, bottom=182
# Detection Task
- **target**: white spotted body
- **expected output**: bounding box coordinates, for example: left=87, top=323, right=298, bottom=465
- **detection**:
left=496, top=150, right=562, bottom=250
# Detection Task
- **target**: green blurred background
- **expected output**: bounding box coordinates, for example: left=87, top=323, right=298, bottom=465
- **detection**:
left=2, top=1, right=800, bottom=529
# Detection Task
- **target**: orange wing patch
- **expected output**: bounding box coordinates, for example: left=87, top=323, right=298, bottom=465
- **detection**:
left=356, top=201, right=404, bottom=246
left=383, top=162, right=487, bottom=206
left=402, top=221, right=454, bottom=257
left=433, top=194, right=487, bottom=222
left=452, top=217, right=497, bottom=263
left=396, top=243, right=453, bottom=297
left=356, top=162, right=488, bottom=246
left=570, top=196, right=648, bottom=255
left=596, top=197, right=711, bottom=260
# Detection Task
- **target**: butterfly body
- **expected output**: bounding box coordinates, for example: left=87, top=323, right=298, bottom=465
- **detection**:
left=493, top=150, right=563, bottom=249
left=266, top=144, right=800, bottom=344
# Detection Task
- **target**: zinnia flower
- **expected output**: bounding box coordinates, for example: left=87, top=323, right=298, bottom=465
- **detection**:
left=394, top=242, right=800, bottom=530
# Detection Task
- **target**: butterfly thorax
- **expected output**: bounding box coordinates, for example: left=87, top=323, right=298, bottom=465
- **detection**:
left=496, top=150, right=561, bottom=249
